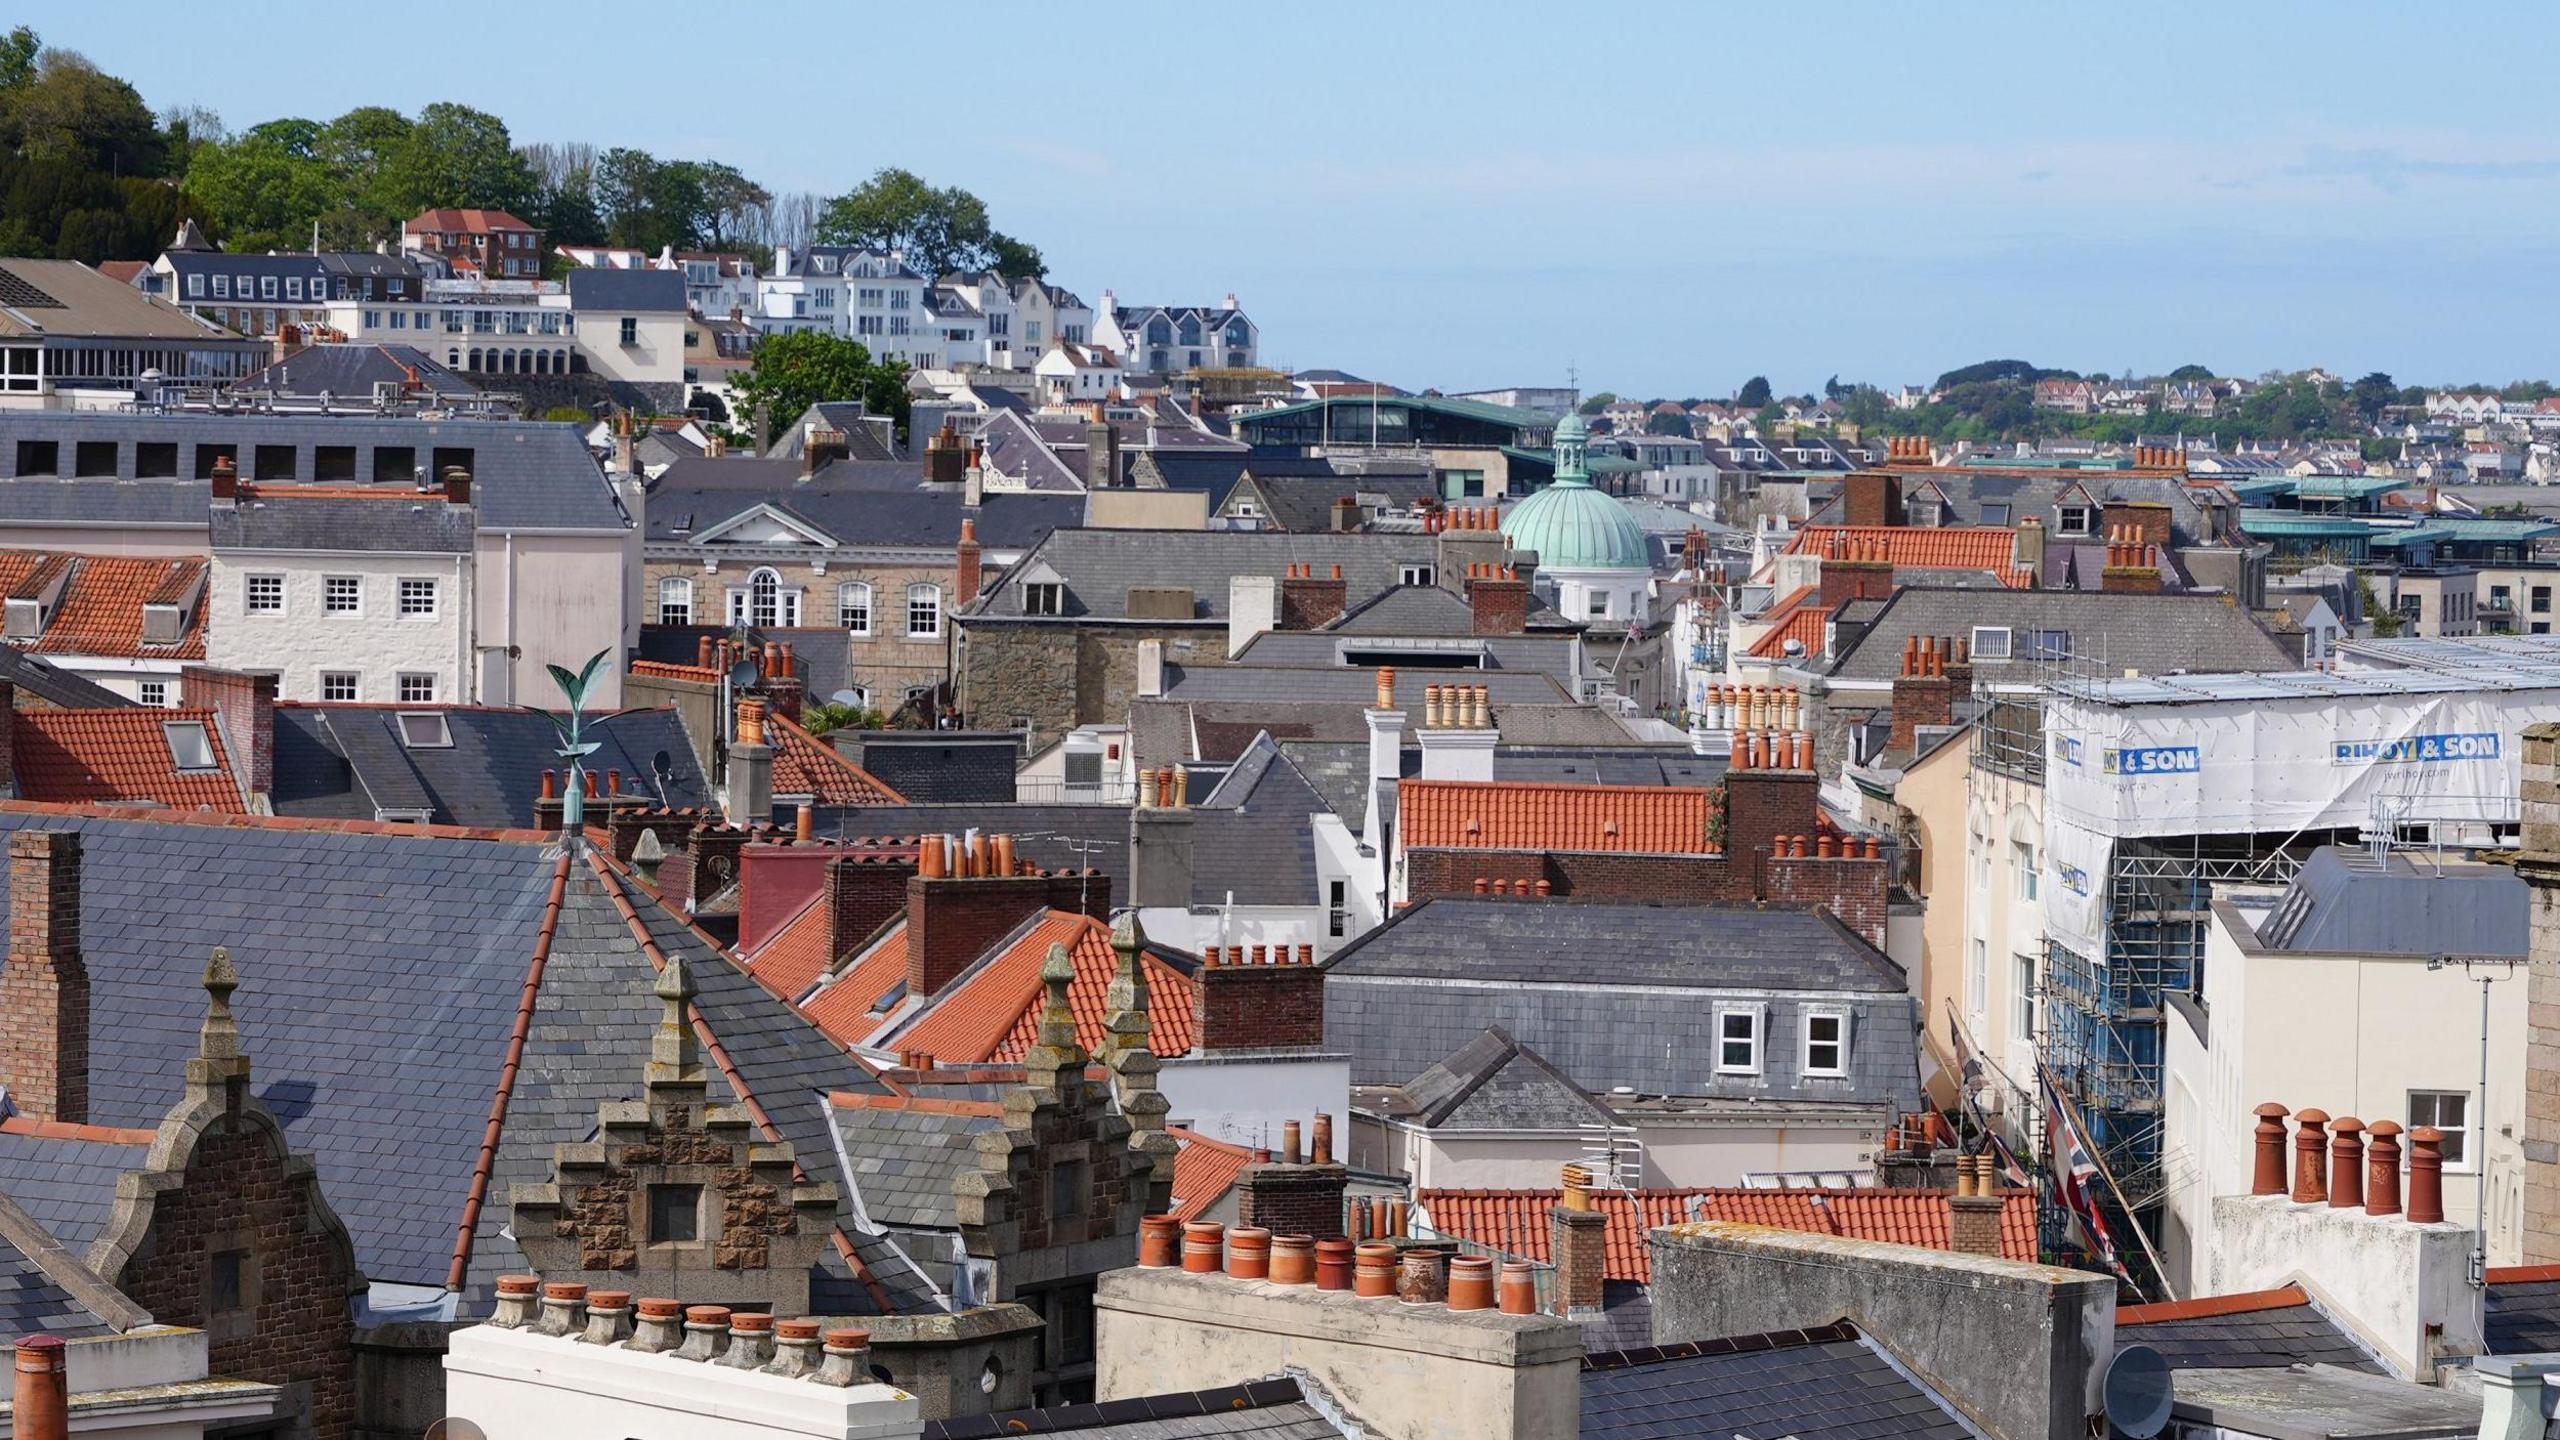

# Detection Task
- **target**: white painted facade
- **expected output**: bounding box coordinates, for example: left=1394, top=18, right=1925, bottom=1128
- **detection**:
left=1159, top=1053, right=1351, bottom=1154
left=206, top=550, right=472, bottom=704
left=2161, top=893, right=2527, bottom=1298
left=443, top=1324, right=922, bottom=1440
left=573, top=303, right=688, bottom=386
left=51, top=1325, right=280, bottom=1440
left=1359, top=1109, right=1881, bottom=1191
left=1034, top=342, right=1122, bottom=407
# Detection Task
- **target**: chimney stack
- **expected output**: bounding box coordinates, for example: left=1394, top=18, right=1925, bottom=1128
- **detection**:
left=1465, top=564, right=1529, bottom=637
left=727, top=698, right=774, bottom=827
left=442, top=464, right=472, bottom=506
left=12, top=1336, right=66, bottom=1440
left=955, top=518, right=983, bottom=608
left=1948, top=1156, right=2006, bottom=1257
left=1550, top=1163, right=1606, bottom=1319
left=904, top=834, right=1108, bottom=998
left=1277, top=562, right=1348, bottom=631
left=1234, top=1112, right=1349, bottom=1239
left=1194, top=942, right=1324, bottom=1052
left=209, top=452, right=238, bottom=501
left=0, top=832, right=86, bottom=1123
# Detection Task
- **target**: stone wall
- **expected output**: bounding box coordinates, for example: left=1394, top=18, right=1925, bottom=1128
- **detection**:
left=2523, top=723, right=2560, bottom=1264
left=958, top=620, right=1227, bottom=749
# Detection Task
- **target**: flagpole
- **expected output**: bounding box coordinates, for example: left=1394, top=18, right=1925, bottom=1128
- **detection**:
left=2037, top=1055, right=2171, bottom=1302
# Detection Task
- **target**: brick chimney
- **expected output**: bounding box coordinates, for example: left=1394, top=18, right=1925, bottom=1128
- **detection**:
left=2101, top=534, right=2165, bottom=595
left=1466, top=563, right=1528, bottom=637
left=1433, top=506, right=1507, bottom=594
left=1235, top=1114, right=1349, bottom=1239
left=2012, top=515, right=2047, bottom=581
left=925, top=421, right=966, bottom=487
left=442, top=463, right=472, bottom=506
left=802, top=426, right=848, bottom=479
left=826, top=852, right=916, bottom=960
left=1842, top=470, right=1903, bottom=529
left=1330, top=495, right=1361, bottom=532
left=1277, top=563, right=1347, bottom=631
left=1889, top=636, right=1959, bottom=752
left=0, top=831, right=86, bottom=1122
left=1083, top=415, right=1118, bottom=490
left=955, top=518, right=983, bottom=608
left=209, top=453, right=238, bottom=502
left=1816, top=539, right=1895, bottom=608
left=1720, top=725, right=1818, bottom=890
left=181, top=666, right=274, bottom=802
left=1948, top=1155, right=2006, bottom=1258
left=1192, top=943, right=1325, bottom=1051
left=1550, top=1163, right=1606, bottom=1318
left=2101, top=501, right=2174, bottom=550
left=905, top=834, right=1109, bottom=998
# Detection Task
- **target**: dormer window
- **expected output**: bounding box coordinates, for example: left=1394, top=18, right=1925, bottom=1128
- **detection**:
left=2058, top=504, right=2093, bottom=536
left=1022, top=582, right=1065, bottom=616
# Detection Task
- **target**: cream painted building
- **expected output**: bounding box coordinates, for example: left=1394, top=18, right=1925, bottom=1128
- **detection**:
left=2161, top=848, right=2529, bottom=1297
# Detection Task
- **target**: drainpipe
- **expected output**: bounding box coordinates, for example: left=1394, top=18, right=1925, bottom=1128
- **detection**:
left=502, top=531, right=517, bottom=704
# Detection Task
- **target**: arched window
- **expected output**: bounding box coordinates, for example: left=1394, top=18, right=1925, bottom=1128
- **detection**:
left=905, top=582, right=942, bottom=638
left=729, top=567, right=799, bottom=628
left=466, top=348, right=481, bottom=371
left=837, top=581, right=873, bottom=635
left=657, top=576, right=693, bottom=626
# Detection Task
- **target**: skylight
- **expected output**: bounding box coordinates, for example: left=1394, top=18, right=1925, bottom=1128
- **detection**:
left=396, top=712, right=453, bottom=749
left=163, top=721, right=218, bottom=772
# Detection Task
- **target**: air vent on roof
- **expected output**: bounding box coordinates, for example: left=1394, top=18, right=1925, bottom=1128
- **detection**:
left=140, top=603, right=182, bottom=646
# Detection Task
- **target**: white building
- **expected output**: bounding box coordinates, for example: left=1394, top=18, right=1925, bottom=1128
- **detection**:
left=1092, top=290, right=1256, bottom=376
left=563, top=268, right=688, bottom=387
left=1033, top=340, right=1121, bottom=407
left=755, top=247, right=937, bottom=370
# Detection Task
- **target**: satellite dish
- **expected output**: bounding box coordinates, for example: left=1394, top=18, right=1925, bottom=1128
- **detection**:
left=2102, top=1343, right=2173, bottom=1439
left=652, top=749, right=674, bottom=784
left=726, top=659, right=760, bottom=689
left=424, top=1420, right=487, bottom=1440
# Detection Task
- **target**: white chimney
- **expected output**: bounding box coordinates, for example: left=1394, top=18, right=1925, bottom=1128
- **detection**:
left=1363, top=668, right=1407, bottom=847
left=1228, top=575, right=1278, bottom=655
left=1136, top=639, right=1166, bottom=700
left=1417, top=683, right=1498, bottom=783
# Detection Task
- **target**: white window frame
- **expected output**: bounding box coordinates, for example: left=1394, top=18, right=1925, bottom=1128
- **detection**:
left=1967, top=938, right=1988, bottom=1017
left=323, top=575, right=362, bottom=616
left=1970, top=625, right=2013, bottom=661
left=906, top=582, right=942, bottom=639
left=2409, top=1089, right=2473, bottom=1172
left=838, top=581, right=872, bottom=635
left=2058, top=504, right=2093, bottom=536
left=138, top=679, right=168, bottom=708
left=657, top=575, right=693, bottom=626
left=1801, top=1008, right=1849, bottom=1078
left=2012, top=839, right=2039, bottom=901
left=1714, top=1003, right=1765, bottom=1076
left=243, top=573, right=285, bottom=615
left=396, top=673, right=437, bottom=704
left=1400, top=563, right=1436, bottom=587
left=319, top=671, right=361, bottom=702
left=397, top=577, right=439, bottom=619
left=2013, top=952, right=2039, bottom=1043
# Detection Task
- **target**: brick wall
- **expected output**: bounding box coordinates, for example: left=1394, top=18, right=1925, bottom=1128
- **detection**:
left=1948, top=1195, right=2005, bottom=1258
left=1468, top=576, right=1529, bottom=637
left=1723, top=768, right=1817, bottom=867
left=182, top=666, right=275, bottom=798
left=1765, top=854, right=1891, bottom=947
left=114, top=1122, right=357, bottom=1440
left=1551, top=1206, right=1606, bottom=1315
left=1819, top=560, right=1893, bottom=609
left=1842, top=472, right=1903, bottom=529
left=907, top=871, right=1112, bottom=998
left=0, top=830, right=84, bottom=1122
left=2103, top=501, right=2174, bottom=548
left=1278, top=575, right=1347, bottom=631
left=1195, top=959, right=1325, bottom=1050
left=829, top=855, right=917, bottom=957
left=1235, top=1162, right=1348, bottom=1239
left=1891, top=674, right=1955, bottom=753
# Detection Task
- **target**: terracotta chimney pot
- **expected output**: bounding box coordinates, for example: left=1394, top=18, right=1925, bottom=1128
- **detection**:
left=2292, top=1108, right=2330, bottom=1204
left=2251, top=1103, right=2289, bottom=1196
left=2328, top=1117, right=2365, bottom=1210
left=2366, top=1120, right=2404, bottom=1216
left=2408, top=1125, right=2446, bottom=1223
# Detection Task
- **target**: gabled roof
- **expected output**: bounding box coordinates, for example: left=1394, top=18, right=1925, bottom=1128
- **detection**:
left=1826, top=587, right=2299, bottom=684
left=1785, top=525, right=2034, bottom=588
left=768, top=712, right=905, bottom=805
left=406, top=208, right=536, bottom=233
left=0, top=260, right=243, bottom=344
left=1417, top=1186, right=2038, bottom=1282
left=1398, top=778, right=1716, bottom=854
left=872, top=910, right=1199, bottom=1064
left=967, top=528, right=1443, bottom=622
left=1747, top=592, right=1833, bottom=660
left=15, top=707, right=244, bottom=810
left=1396, top=1027, right=1616, bottom=1130
left=566, top=267, right=686, bottom=313
left=1167, top=1126, right=1252, bottom=1222
left=271, top=704, right=713, bottom=827
left=0, top=552, right=205, bottom=659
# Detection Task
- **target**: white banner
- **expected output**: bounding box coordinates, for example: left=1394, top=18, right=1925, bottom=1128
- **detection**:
left=2042, top=814, right=2112, bottom=959
left=2045, top=687, right=2560, bottom=838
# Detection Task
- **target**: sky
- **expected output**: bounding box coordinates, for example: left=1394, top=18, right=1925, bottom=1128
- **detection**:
left=30, top=2, right=2560, bottom=398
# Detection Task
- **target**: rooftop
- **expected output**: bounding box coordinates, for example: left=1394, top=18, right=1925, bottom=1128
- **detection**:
left=1397, top=778, right=1717, bottom=855
left=1418, top=1186, right=2038, bottom=1282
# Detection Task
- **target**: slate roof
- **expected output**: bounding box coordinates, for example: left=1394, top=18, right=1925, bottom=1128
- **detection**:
left=1827, top=587, right=2298, bottom=684
left=2484, top=1266, right=2560, bottom=1353
left=1813, top=468, right=2225, bottom=546
left=1581, top=1325, right=1975, bottom=1440
left=0, top=552, right=207, bottom=659
left=0, top=643, right=127, bottom=709
left=2254, top=847, right=2526, bottom=956
left=1238, top=472, right=1439, bottom=533
left=15, top=707, right=245, bottom=810
left=829, top=733, right=1020, bottom=805
left=1489, top=749, right=1723, bottom=788
left=211, top=490, right=478, bottom=553
left=1419, top=1187, right=2037, bottom=1282
left=646, top=481, right=1080, bottom=552
left=0, top=1229, right=119, bottom=1338
left=1159, top=664, right=1572, bottom=710
left=828, top=1092, right=1005, bottom=1231
left=271, top=704, right=713, bottom=827
left=1396, top=1027, right=1616, bottom=1130
left=0, top=810, right=899, bottom=1312
left=565, top=267, right=686, bottom=312
left=920, top=1375, right=1344, bottom=1438
left=243, top=344, right=488, bottom=402
left=967, top=529, right=1444, bottom=622
left=0, top=415, right=629, bottom=532
left=1398, top=779, right=1716, bottom=854
left=1325, top=897, right=1917, bottom=1099
left=2116, top=1287, right=2380, bottom=1372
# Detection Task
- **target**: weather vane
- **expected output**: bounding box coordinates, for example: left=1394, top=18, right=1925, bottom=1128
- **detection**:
left=546, top=649, right=613, bottom=836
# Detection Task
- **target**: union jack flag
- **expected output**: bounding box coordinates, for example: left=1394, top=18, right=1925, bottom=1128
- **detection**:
left=2042, top=1067, right=2128, bottom=1282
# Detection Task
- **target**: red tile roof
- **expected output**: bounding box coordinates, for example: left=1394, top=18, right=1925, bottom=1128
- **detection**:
left=745, top=893, right=836, bottom=1001
left=14, top=707, right=245, bottom=811
left=0, top=552, right=207, bottom=658
left=1417, top=1187, right=2039, bottom=1282
left=1748, top=597, right=1833, bottom=659
left=96, top=261, right=148, bottom=286
left=770, top=713, right=904, bottom=805
left=407, top=208, right=538, bottom=233
left=889, top=911, right=1198, bottom=1065
left=1786, top=526, right=2036, bottom=588
left=797, top=924, right=913, bottom=1045
left=1168, top=1127, right=1252, bottom=1221
left=1398, top=779, right=1716, bottom=855
left=2118, top=1286, right=2309, bottom=1325
left=830, top=1090, right=1002, bottom=1120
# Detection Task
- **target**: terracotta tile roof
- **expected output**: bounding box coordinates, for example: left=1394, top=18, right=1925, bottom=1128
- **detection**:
left=770, top=713, right=904, bottom=805
left=1417, top=1187, right=2038, bottom=1282
left=888, top=911, right=1198, bottom=1065
left=14, top=707, right=245, bottom=811
left=0, top=552, right=207, bottom=658
left=829, top=1090, right=1002, bottom=1119
left=1786, top=526, right=2036, bottom=588
left=95, top=260, right=148, bottom=286
left=1747, top=597, right=1833, bottom=659
left=1398, top=779, right=1716, bottom=855
left=2118, top=1286, right=2310, bottom=1325
left=0, top=1114, right=152, bottom=1145
left=408, top=208, right=537, bottom=233
left=797, top=923, right=913, bottom=1046
left=744, top=892, right=835, bottom=1001
left=1168, top=1126, right=1252, bottom=1221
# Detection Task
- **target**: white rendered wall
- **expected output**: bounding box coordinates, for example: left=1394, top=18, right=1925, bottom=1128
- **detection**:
left=443, top=1326, right=921, bottom=1440
left=206, top=551, right=469, bottom=703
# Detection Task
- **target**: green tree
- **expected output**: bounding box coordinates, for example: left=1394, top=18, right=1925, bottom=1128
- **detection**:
left=801, top=700, right=887, bottom=737
left=1644, top=408, right=1693, bottom=438
left=690, top=160, right=769, bottom=251
left=985, top=232, right=1046, bottom=282
left=536, top=164, right=605, bottom=249
left=1736, top=375, right=1772, bottom=408
left=2166, top=363, right=2216, bottom=382
left=816, top=167, right=1038, bottom=278
left=379, top=102, right=533, bottom=215
left=314, top=105, right=414, bottom=237
left=728, top=331, right=909, bottom=448
left=0, top=26, right=36, bottom=94
left=1752, top=401, right=1785, bottom=430
left=2, top=48, right=166, bottom=175
left=2348, top=372, right=2398, bottom=424
left=185, top=132, right=336, bottom=252
left=594, top=147, right=658, bottom=247
left=1576, top=391, right=1616, bottom=415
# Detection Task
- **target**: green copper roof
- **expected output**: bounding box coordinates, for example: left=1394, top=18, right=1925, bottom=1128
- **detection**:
left=1500, top=413, right=1650, bottom=570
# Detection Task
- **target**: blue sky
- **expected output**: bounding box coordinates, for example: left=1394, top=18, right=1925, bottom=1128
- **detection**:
left=32, top=2, right=2560, bottom=397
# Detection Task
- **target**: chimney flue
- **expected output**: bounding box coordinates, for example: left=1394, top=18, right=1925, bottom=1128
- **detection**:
left=2251, top=1103, right=2288, bottom=1196
left=13, top=1336, right=67, bottom=1440
left=2291, top=1108, right=2329, bottom=1204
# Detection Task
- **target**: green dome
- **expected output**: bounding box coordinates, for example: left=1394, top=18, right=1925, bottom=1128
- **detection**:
left=1501, top=414, right=1650, bottom=571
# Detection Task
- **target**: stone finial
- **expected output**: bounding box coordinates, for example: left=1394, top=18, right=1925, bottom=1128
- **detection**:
left=199, top=946, right=241, bottom=1062
left=646, top=952, right=704, bottom=1088
left=1038, top=943, right=1076, bottom=1043
left=1104, top=911, right=1150, bottom=1029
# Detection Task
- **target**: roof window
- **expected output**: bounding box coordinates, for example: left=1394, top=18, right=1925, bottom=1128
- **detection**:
left=396, top=712, right=453, bottom=749
left=164, top=721, right=219, bottom=772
